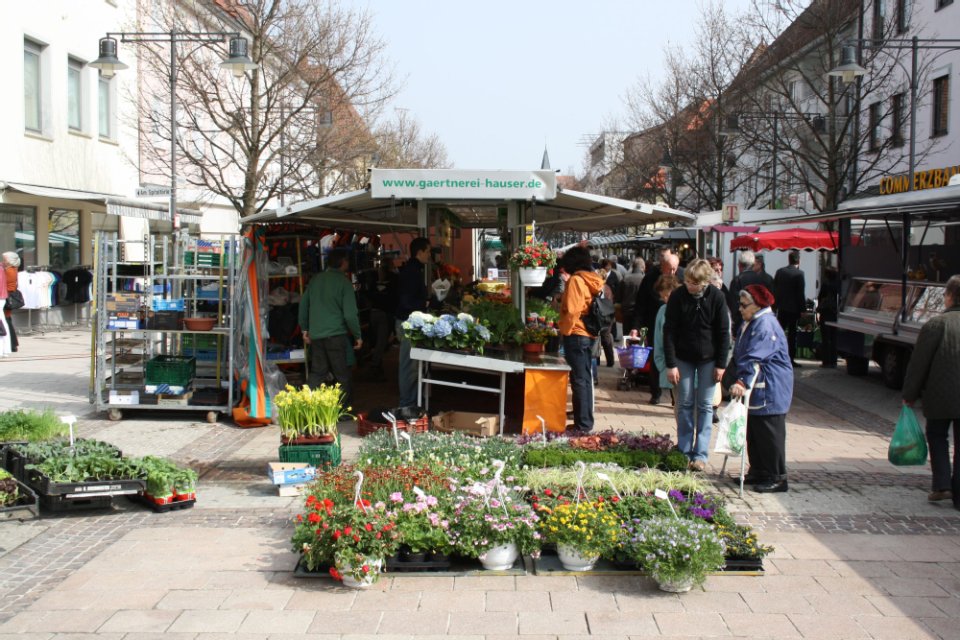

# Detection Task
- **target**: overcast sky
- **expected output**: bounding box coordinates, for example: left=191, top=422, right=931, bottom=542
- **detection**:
left=348, top=0, right=756, bottom=175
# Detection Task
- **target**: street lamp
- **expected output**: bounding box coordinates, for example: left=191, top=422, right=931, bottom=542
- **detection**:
left=720, top=112, right=825, bottom=208
left=90, top=31, right=257, bottom=226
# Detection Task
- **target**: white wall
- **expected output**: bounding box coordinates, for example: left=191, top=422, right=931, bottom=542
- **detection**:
left=1, top=2, right=140, bottom=195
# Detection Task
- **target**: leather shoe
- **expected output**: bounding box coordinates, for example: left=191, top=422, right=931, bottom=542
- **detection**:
left=928, top=490, right=952, bottom=502
left=742, top=475, right=769, bottom=485
left=649, top=395, right=661, bottom=405
left=753, top=480, right=788, bottom=493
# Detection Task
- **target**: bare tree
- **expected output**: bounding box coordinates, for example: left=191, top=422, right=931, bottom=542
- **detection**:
left=134, top=0, right=397, bottom=216
left=373, top=108, right=452, bottom=169
left=620, top=1, right=757, bottom=212
left=732, top=0, right=940, bottom=211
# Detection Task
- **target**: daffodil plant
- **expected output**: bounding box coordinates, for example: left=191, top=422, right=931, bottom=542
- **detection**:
left=274, top=383, right=353, bottom=439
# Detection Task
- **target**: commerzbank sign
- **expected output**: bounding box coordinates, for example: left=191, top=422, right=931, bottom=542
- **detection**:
left=878, top=164, right=960, bottom=194
left=371, top=169, right=557, bottom=200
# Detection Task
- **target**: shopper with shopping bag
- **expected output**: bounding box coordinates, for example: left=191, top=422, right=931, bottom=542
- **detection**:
left=902, top=274, right=960, bottom=507
left=728, top=285, right=794, bottom=493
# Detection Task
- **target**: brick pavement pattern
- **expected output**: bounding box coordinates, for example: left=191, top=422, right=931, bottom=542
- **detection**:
left=1, top=330, right=959, bottom=638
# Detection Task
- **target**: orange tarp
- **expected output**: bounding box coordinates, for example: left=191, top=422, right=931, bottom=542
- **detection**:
left=521, top=369, right=568, bottom=435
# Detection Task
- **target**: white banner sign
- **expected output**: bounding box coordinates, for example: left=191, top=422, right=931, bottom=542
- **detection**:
left=371, top=169, right=557, bottom=201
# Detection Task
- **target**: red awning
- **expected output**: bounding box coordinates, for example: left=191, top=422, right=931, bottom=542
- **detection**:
left=729, top=227, right=840, bottom=252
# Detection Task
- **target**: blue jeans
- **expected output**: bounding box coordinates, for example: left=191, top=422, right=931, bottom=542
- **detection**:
left=396, top=319, right=418, bottom=408
left=563, top=335, right=597, bottom=431
left=675, top=360, right=717, bottom=462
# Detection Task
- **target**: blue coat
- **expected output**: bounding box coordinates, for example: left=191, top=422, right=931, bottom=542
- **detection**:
left=732, top=308, right=794, bottom=416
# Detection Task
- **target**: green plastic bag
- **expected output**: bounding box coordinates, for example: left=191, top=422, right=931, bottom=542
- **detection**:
left=888, top=405, right=928, bottom=466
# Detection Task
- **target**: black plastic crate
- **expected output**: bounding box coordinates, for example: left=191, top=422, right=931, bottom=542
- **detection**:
left=39, top=494, right=114, bottom=513
left=0, top=479, right=39, bottom=521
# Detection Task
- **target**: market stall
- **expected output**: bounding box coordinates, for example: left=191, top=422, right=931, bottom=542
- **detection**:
left=239, top=168, right=694, bottom=428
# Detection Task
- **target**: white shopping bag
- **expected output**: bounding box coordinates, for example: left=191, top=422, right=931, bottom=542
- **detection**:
left=713, top=398, right=747, bottom=456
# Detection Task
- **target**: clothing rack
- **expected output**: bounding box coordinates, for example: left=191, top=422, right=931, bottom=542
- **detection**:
left=14, top=265, right=94, bottom=335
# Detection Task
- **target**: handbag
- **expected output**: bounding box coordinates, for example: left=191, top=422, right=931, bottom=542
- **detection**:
left=888, top=405, right=928, bottom=466
left=6, top=290, right=24, bottom=310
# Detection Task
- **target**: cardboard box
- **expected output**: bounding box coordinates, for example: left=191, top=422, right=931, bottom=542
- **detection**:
left=277, top=483, right=307, bottom=497
left=108, top=390, right=140, bottom=405
left=106, top=293, right=141, bottom=312
left=267, top=462, right=317, bottom=485
left=157, top=391, right=193, bottom=406
left=431, top=411, right=499, bottom=438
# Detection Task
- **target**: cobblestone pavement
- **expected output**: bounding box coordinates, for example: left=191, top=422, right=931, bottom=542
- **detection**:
left=1, top=331, right=959, bottom=638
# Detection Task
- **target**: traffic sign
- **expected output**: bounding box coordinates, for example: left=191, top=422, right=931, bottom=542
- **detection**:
left=136, top=186, right=172, bottom=197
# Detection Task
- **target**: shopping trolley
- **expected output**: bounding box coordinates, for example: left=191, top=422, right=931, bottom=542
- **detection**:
left=615, top=335, right=652, bottom=391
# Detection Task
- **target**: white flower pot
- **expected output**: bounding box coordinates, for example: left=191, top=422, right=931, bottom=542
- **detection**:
left=479, top=542, right=519, bottom=570
left=517, top=267, right=548, bottom=287
left=337, top=556, right=384, bottom=589
left=557, top=544, right=599, bottom=571
left=656, top=574, right=694, bottom=593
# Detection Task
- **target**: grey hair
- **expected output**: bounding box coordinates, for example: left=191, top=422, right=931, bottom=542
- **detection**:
left=2, top=252, right=20, bottom=268
left=946, top=275, right=960, bottom=306
left=738, top=250, right=755, bottom=267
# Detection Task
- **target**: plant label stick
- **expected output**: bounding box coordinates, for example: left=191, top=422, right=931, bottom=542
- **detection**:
left=61, top=415, right=77, bottom=448
left=383, top=411, right=399, bottom=448
left=399, top=431, right=414, bottom=462
left=654, top=489, right=680, bottom=519
left=353, top=470, right=368, bottom=513
left=537, top=415, right=547, bottom=441
left=595, top=472, right=622, bottom=500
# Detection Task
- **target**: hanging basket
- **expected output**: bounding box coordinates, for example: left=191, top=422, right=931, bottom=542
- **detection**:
left=517, top=267, right=548, bottom=287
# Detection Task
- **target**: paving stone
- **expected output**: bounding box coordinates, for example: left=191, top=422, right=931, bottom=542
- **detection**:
left=872, top=577, right=951, bottom=597
left=306, top=610, right=381, bottom=635
left=446, top=612, right=516, bottom=636
left=98, top=610, right=180, bottom=633
left=864, top=596, right=950, bottom=618
left=418, top=590, right=485, bottom=612
left=284, top=589, right=357, bottom=611
left=804, top=592, right=880, bottom=616
left=787, top=614, right=871, bottom=639
left=517, top=610, right=588, bottom=635
left=853, top=614, right=939, bottom=640
left=615, top=590, right=686, bottom=613
left=484, top=590, right=550, bottom=612
left=350, top=590, right=420, bottom=611
left=742, top=592, right=816, bottom=615
left=156, top=589, right=232, bottom=610
left=584, top=611, right=658, bottom=636
left=722, top=612, right=800, bottom=637
left=219, top=589, right=294, bottom=610
left=376, top=610, right=449, bottom=635
left=235, top=610, right=315, bottom=634
left=550, top=589, right=619, bottom=612
left=0, top=610, right=113, bottom=634
left=654, top=611, right=731, bottom=637
left=166, top=610, right=247, bottom=634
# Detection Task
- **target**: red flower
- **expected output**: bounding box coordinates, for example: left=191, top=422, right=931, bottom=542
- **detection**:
left=376, top=532, right=382, bottom=539
left=344, top=526, right=353, bottom=536
left=333, top=530, right=342, bottom=540
left=329, top=567, right=341, bottom=581
left=361, top=565, right=370, bottom=574
left=364, top=523, right=373, bottom=531
left=544, top=489, right=553, bottom=496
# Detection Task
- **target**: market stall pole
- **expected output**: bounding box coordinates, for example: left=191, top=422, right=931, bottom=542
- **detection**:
left=411, top=347, right=569, bottom=435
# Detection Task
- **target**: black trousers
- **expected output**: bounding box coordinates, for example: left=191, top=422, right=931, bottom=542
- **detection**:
left=819, top=317, right=837, bottom=366
left=926, top=418, right=960, bottom=503
left=563, top=335, right=596, bottom=431
left=307, top=334, right=353, bottom=407
left=778, top=311, right=800, bottom=362
left=746, top=413, right=787, bottom=481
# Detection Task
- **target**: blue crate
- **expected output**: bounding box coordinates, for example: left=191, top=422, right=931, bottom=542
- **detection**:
left=151, top=298, right=185, bottom=311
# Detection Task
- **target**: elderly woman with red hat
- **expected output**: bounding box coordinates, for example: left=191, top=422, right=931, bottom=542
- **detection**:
left=728, top=284, right=794, bottom=493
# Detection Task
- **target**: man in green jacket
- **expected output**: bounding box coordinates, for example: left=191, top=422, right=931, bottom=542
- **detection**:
left=299, top=248, right=362, bottom=406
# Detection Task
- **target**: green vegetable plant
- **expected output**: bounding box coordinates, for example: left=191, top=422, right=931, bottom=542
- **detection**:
left=462, top=297, right=523, bottom=345
left=0, top=409, right=67, bottom=442
left=521, top=467, right=708, bottom=497
left=0, top=468, right=18, bottom=507
left=131, top=456, right=198, bottom=498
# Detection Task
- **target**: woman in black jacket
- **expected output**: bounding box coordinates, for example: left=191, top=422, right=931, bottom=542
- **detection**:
left=663, top=258, right=730, bottom=471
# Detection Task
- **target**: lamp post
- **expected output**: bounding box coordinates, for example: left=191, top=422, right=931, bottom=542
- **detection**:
left=720, top=111, right=825, bottom=209
left=830, top=38, right=960, bottom=323
left=90, top=31, right=257, bottom=226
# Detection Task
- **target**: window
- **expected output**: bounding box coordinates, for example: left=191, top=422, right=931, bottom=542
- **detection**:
left=872, top=0, right=886, bottom=41
left=891, top=92, right=905, bottom=146
left=869, top=102, right=882, bottom=150
left=67, top=57, right=83, bottom=131
left=895, top=0, right=909, bottom=33
left=932, top=75, right=949, bottom=136
left=48, top=209, right=80, bottom=269
left=0, top=205, right=37, bottom=267
left=24, top=40, right=42, bottom=132
left=98, top=73, right=112, bottom=138
left=937, top=0, right=953, bottom=10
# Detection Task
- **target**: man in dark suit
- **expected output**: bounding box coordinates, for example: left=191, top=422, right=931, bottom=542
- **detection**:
left=774, top=250, right=806, bottom=367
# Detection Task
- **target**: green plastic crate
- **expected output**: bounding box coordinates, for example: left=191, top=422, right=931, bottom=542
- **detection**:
left=278, top=437, right=341, bottom=469
left=145, top=355, right=197, bottom=387
left=182, top=334, right=220, bottom=350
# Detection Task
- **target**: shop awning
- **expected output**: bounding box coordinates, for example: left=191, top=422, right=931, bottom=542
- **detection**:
left=706, top=224, right=761, bottom=233
left=759, top=184, right=960, bottom=225
left=729, top=227, right=840, bottom=252
left=0, top=181, right=202, bottom=223
left=241, top=186, right=694, bottom=232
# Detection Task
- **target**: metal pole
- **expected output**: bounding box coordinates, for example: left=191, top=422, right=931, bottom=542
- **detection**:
left=771, top=113, right=779, bottom=209
left=169, top=29, right=178, bottom=228
left=901, top=36, right=919, bottom=323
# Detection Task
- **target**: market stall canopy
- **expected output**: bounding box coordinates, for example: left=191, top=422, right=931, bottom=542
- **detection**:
left=0, top=180, right=202, bottom=223
left=729, top=227, right=840, bottom=252
left=240, top=169, right=694, bottom=232
left=759, top=184, right=960, bottom=226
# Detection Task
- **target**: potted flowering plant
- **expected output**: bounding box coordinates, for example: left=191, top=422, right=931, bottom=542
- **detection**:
left=620, top=516, right=725, bottom=592
left=274, top=383, right=352, bottom=444
left=291, top=495, right=400, bottom=588
left=536, top=499, right=622, bottom=571
left=389, top=492, right=454, bottom=561
left=448, top=476, right=541, bottom=570
left=516, top=324, right=558, bottom=353
left=509, top=241, right=557, bottom=287
left=401, top=311, right=492, bottom=354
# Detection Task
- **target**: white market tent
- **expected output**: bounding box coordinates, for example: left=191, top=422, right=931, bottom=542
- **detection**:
left=241, top=169, right=694, bottom=232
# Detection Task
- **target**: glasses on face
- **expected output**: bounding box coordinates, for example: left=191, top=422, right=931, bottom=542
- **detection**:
left=739, top=302, right=752, bottom=309
left=685, top=280, right=705, bottom=288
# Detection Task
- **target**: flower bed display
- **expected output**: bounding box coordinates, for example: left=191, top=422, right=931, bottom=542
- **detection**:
left=290, top=430, right=773, bottom=584
left=402, top=312, right=492, bottom=353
